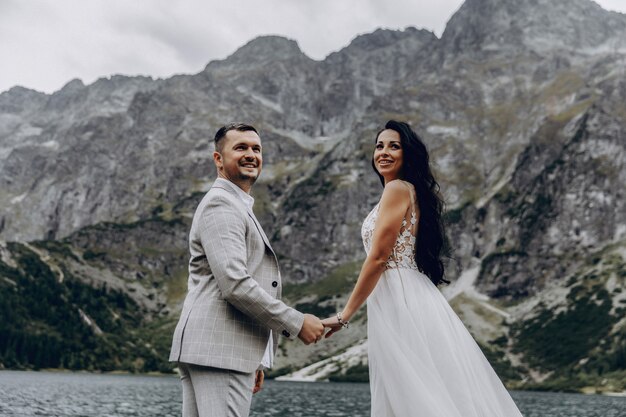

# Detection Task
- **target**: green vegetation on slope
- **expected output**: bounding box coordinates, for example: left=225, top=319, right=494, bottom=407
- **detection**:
left=511, top=248, right=626, bottom=392
left=0, top=242, right=175, bottom=373
left=513, top=291, right=615, bottom=370
left=283, top=261, right=362, bottom=301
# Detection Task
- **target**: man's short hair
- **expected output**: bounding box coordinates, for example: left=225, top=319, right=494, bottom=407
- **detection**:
left=214, top=123, right=259, bottom=152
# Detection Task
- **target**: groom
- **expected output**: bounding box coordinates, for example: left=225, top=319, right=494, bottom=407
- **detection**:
left=169, top=123, right=325, bottom=417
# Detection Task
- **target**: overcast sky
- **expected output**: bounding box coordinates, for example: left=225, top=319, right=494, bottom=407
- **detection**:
left=2, top=0, right=625, bottom=95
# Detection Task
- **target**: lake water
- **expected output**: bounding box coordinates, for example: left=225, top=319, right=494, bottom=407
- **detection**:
left=0, top=371, right=625, bottom=416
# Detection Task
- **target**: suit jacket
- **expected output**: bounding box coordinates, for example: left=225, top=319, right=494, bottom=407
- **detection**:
left=169, top=178, right=304, bottom=373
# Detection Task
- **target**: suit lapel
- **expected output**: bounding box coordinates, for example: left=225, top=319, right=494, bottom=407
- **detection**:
left=246, top=209, right=274, bottom=253
left=211, top=179, right=275, bottom=254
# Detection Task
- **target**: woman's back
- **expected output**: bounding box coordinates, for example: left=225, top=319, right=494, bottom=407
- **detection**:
left=361, top=180, right=419, bottom=270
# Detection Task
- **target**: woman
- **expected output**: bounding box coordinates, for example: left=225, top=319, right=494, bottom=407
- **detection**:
left=322, top=121, right=523, bottom=416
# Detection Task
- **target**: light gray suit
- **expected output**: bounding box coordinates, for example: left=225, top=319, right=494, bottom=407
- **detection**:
left=169, top=178, right=304, bottom=416
left=170, top=178, right=304, bottom=371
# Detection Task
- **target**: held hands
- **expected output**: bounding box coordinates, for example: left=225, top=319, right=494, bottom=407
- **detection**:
left=321, top=314, right=344, bottom=339
left=298, top=314, right=325, bottom=345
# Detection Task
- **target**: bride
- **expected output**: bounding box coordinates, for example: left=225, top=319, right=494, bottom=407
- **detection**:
left=322, top=121, right=524, bottom=416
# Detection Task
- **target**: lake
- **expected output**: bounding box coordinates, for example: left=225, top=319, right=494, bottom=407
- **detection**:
left=0, top=371, right=624, bottom=416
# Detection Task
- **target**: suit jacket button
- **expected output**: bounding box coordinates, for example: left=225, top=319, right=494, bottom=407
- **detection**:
left=282, top=330, right=290, bottom=337
left=272, top=281, right=278, bottom=287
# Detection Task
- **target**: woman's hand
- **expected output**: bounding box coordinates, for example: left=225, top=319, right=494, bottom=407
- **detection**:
left=321, top=316, right=344, bottom=339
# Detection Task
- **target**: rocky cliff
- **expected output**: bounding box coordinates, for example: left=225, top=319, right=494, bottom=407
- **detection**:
left=1, top=0, right=625, bottom=391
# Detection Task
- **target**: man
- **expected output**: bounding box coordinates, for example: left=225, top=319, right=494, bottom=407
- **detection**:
left=169, top=123, right=325, bottom=417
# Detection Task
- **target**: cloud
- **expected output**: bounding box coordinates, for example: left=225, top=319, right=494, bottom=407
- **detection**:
left=0, top=0, right=623, bottom=94
left=595, top=0, right=626, bottom=14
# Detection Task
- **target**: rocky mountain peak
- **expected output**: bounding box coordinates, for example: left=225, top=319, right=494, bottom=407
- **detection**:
left=0, top=86, right=47, bottom=114
left=209, top=35, right=309, bottom=69
left=58, top=78, right=86, bottom=93
left=441, top=0, right=626, bottom=55
left=344, top=27, right=436, bottom=52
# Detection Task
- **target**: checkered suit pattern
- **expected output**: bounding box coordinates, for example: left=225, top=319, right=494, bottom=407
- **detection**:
left=169, top=179, right=304, bottom=373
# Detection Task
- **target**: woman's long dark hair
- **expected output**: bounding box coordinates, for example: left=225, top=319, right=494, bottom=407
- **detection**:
left=372, top=120, right=449, bottom=286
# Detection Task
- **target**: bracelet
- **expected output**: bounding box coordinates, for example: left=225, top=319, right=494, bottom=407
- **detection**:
left=336, top=312, right=350, bottom=329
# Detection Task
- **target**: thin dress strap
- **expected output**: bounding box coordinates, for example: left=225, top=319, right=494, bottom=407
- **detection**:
left=403, top=181, right=418, bottom=238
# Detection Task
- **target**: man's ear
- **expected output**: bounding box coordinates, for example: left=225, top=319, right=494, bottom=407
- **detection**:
left=213, top=151, right=222, bottom=169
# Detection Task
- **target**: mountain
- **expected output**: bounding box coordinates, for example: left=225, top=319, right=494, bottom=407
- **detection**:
left=440, top=0, right=626, bottom=55
left=1, top=0, right=625, bottom=392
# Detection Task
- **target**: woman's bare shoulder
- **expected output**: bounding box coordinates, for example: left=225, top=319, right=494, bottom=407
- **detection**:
left=380, top=180, right=412, bottom=206
left=384, top=179, right=413, bottom=194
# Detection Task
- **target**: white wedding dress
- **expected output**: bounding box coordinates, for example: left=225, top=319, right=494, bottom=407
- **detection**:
left=362, top=183, right=524, bottom=417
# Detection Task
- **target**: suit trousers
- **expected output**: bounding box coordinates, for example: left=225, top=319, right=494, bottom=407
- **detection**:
left=178, top=362, right=255, bottom=417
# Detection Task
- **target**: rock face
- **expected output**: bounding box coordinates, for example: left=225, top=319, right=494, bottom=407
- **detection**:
left=1, top=0, right=625, bottom=389
left=440, top=0, right=626, bottom=55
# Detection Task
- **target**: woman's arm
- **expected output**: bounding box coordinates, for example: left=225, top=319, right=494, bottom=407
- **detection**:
left=323, top=180, right=411, bottom=335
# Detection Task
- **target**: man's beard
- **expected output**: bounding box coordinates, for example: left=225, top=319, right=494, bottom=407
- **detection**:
left=237, top=171, right=258, bottom=184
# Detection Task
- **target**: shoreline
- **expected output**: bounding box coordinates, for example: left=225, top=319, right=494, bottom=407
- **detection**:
left=0, top=368, right=177, bottom=377
left=2, top=369, right=625, bottom=397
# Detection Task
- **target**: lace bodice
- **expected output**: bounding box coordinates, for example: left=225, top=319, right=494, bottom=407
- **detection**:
left=361, top=182, right=419, bottom=270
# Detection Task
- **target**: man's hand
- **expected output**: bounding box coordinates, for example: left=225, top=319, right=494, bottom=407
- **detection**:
left=297, top=314, right=324, bottom=345
left=253, top=369, right=264, bottom=394
left=321, top=316, right=343, bottom=339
